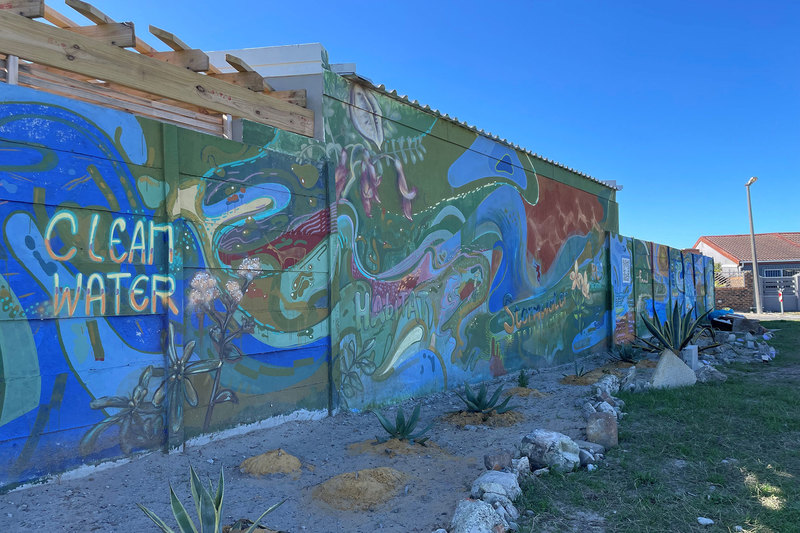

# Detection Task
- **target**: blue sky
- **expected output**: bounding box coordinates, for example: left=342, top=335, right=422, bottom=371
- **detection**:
left=90, top=0, right=799, bottom=249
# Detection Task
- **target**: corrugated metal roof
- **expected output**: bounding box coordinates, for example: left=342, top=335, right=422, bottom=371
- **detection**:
left=342, top=74, right=621, bottom=192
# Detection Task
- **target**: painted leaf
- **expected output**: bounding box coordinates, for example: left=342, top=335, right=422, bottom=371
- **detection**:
left=348, top=84, right=384, bottom=148
left=214, top=389, right=238, bottom=404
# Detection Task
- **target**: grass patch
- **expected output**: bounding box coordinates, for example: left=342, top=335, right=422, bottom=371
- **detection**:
left=519, top=321, right=800, bottom=532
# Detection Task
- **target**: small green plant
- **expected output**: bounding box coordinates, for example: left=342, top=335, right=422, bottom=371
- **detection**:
left=638, top=303, right=711, bottom=353
left=573, top=359, right=589, bottom=377
left=607, top=343, right=643, bottom=364
left=137, top=466, right=283, bottom=533
left=372, top=404, right=433, bottom=444
left=517, top=369, right=530, bottom=388
left=456, top=382, right=516, bottom=415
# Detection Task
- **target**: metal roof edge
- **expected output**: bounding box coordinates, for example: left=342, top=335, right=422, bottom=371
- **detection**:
left=340, top=74, right=622, bottom=192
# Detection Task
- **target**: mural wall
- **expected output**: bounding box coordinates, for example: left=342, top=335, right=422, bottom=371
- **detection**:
left=0, top=70, right=712, bottom=488
left=321, top=73, right=619, bottom=408
left=0, top=84, right=331, bottom=488
left=610, top=234, right=716, bottom=343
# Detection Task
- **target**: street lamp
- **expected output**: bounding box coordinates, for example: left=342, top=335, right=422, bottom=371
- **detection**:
left=745, top=176, right=763, bottom=314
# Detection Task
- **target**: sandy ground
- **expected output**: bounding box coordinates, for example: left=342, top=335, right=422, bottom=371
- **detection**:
left=0, top=359, right=603, bottom=533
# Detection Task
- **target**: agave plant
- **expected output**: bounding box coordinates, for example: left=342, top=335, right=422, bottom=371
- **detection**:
left=372, top=404, right=433, bottom=444
left=607, top=343, right=643, bottom=364
left=455, top=382, right=516, bottom=415
left=638, top=303, right=712, bottom=353
left=138, top=466, right=283, bottom=533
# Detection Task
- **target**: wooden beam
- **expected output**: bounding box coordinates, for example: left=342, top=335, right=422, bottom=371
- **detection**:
left=222, top=53, right=274, bottom=91
left=0, top=11, right=314, bottom=136
left=225, top=53, right=255, bottom=73
left=66, top=22, right=136, bottom=48
left=266, top=89, right=307, bottom=108
left=0, top=0, right=44, bottom=18
left=207, top=71, right=264, bottom=92
left=43, top=5, right=79, bottom=28
left=149, top=24, right=220, bottom=74
left=64, top=0, right=112, bottom=24
left=142, top=49, right=209, bottom=72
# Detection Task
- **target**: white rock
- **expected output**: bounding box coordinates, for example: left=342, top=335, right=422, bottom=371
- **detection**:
left=521, top=429, right=581, bottom=472
left=512, top=456, right=530, bottom=478
left=579, top=449, right=596, bottom=466
left=734, top=526, right=743, bottom=532
left=471, top=470, right=522, bottom=500
left=533, top=467, right=550, bottom=476
left=574, top=440, right=606, bottom=455
left=432, top=529, right=448, bottom=533
left=697, top=517, right=714, bottom=526
left=695, top=365, right=727, bottom=383
left=594, top=374, right=620, bottom=396
left=587, top=464, right=597, bottom=471
left=651, top=350, right=697, bottom=389
left=596, top=401, right=617, bottom=416
left=450, top=499, right=505, bottom=533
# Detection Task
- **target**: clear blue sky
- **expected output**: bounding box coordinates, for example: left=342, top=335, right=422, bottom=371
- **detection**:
left=89, top=0, right=799, bottom=249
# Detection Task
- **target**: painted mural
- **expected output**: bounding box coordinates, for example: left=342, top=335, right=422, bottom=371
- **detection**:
left=610, top=235, right=716, bottom=343
left=0, top=70, right=713, bottom=488
left=321, top=73, right=618, bottom=408
left=0, top=84, right=330, bottom=488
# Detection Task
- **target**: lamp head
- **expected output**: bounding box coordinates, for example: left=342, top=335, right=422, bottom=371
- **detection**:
left=745, top=176, right=758, bottom=187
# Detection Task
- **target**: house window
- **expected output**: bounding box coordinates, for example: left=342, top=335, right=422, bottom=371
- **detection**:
left=762, top=269, right=782, bottom=278
left=784, top=268, right=800, bottom=277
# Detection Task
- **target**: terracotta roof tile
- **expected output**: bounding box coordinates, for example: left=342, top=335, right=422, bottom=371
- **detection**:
left=694, top=233, right=800, bottom=263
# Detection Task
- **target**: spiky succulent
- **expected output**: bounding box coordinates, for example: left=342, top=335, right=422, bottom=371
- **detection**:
left=372, top=404, right=432, bottom=445
left=638, top=303, right=711, bottom=353
left=607, top=343, right=643, bottom=364
left=137, top=466, right=283, bottom=533
left=455, top=382, right=516, bottom=415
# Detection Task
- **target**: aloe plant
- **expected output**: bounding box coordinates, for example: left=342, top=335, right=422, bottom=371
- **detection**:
left=138, top=466, right=283, bottom=533
left=455, top=382, right=516, bottom=415
left=372, top=404, right=432, bottom=444
left=638, top=303, right=712, bottom=353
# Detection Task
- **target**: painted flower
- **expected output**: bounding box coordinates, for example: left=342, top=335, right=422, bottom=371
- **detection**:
left=359, top=153, right=382, bottom=217
left=226, top=279, right=244, bottom=303
left=189, top=271, right=219, bottom=307
left=334, top=148, right=349, bottom=200
left=80, top=366, right=163, bottom=455
left=569, top=261, right=590, bottom=299
left=394, top=158, right=417, bottom=221
left=152, top=325, right=222, bottom=433
left=237, top=256, right=261, bottom=280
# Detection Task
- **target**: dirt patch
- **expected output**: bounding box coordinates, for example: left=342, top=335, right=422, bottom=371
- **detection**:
left=347, top=438, right=448, bottom=458
left=560, top=361, right=645, bottom=385
left=312, top=467, right=405, bottom=510
left=240, top=448, right=301, bottom=476
left=506, top=386, right=550, bottom=398
left=442, top=410, right=524, bottom=427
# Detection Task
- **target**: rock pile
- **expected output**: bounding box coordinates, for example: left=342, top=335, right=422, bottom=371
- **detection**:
left=448, top=426, right=608, bottom=532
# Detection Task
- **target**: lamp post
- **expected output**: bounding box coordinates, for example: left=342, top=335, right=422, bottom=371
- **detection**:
left=745, top=176, right=763, bottom=314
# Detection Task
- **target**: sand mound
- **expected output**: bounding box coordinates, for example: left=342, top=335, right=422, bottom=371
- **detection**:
left=240, top=449, right=301, bottom=476
left=348, top=438, right=447, bottom=457
left=506, top=387, right=550, bottom=398
left=312, top=467, right=405, bottom=510
left=442, top=410, right=524, bottom=427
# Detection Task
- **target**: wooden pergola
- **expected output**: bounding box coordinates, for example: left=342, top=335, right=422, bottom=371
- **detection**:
left=0, top=0, right=314, bottom=138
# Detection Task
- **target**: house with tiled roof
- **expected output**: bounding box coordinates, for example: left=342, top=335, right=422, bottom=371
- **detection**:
left=693, top=233, right=800, bottom=278
left=695, top=233, right=800, bottom=312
